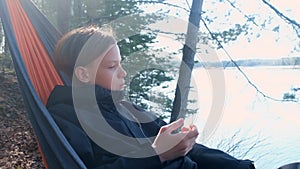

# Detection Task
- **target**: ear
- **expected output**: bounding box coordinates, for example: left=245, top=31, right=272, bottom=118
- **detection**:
left=74, top=66, right=90, bottom=83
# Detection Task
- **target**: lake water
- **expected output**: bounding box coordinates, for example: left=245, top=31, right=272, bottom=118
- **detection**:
left=185, top=66, right=300, bottom=169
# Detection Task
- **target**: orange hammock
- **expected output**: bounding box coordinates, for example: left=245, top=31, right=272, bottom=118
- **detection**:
left=0, top=0, right=86, bottom=168
left=5, top=0, right=63, bottom=104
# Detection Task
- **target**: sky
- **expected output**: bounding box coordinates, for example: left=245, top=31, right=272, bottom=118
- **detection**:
left=207, top=0, right=300, bottom=60
left=143, top=0, right=300, bottom=61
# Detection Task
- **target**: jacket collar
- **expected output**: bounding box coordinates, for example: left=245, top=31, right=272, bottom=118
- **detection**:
left=46, top=85, right=124, bottom=108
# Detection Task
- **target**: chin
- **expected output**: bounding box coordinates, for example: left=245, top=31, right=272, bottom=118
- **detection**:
left=109, top=82, right=126, bottom=91
left=111, top=87, right=124, bottom=91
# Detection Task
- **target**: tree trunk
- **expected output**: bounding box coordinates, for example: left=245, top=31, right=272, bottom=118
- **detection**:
left=170, top=0, right=204, bottom=123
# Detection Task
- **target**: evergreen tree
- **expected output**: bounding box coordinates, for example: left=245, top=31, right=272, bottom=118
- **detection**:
left=33, top=0, right=173, bottom=115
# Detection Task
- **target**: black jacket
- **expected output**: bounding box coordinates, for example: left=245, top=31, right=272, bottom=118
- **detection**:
left=46, top=85, right=255, bottom=169
left=46, top=85, right=198, bottom=169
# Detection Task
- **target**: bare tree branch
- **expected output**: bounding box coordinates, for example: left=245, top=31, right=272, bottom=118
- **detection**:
left=261, top=0, right=300, bottom=38
left=224, top=0, right=259, bottom=27
left=185, top=0, right=191, bottom=9
left=201, top=18, right=299, bottom=103
left=211, top=130, right=270, bottom=160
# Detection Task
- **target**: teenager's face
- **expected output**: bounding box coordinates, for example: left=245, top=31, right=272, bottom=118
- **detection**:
left=86, top=44, right=127, bottom=90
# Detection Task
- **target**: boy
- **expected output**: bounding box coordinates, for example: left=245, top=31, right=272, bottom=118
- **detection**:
left=47, top=26, right=255, bottom=169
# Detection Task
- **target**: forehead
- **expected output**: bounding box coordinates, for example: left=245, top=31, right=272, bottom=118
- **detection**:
left=101, top=44, right=121, bottom=63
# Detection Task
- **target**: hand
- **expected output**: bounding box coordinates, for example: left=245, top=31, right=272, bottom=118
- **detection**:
left=152, top=118, right=199, bottom=163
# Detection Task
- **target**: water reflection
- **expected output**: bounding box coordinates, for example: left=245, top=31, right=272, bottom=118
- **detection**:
left=190, top=66, right=300, bottom=169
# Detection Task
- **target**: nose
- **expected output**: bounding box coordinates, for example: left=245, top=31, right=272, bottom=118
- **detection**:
left=118, top=66, right=127, bottom=78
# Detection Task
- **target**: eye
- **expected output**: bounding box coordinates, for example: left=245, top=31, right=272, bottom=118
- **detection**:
left=108, top=65, right=117, bottom=69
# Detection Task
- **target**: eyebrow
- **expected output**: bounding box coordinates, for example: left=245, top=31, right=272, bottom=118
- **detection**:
left=107, top=60, right=119, bottom=64
left=103, top=60, right=120, bottom=66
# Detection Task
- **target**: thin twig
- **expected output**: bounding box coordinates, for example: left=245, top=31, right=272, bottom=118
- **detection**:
left=224, top=0, right=259, bottom=27
left=261, top=0, right=300, bottom=38
left=185, top=0, right=191, bottom=10
left=201, top=18, right=298, bottom=103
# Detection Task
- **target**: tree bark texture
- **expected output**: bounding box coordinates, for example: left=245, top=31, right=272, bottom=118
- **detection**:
left=170, top=0, right=204, bottom=123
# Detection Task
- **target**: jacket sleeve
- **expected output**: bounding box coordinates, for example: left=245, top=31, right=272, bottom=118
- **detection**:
left=188, top=144, right=255, bottom=169
left=83, top=115, right=164, bottom=169
left=49, top=106, right=164, bottom=169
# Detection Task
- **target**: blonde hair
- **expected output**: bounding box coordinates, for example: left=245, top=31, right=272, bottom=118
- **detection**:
left=54, top=26, right=116, bottom=78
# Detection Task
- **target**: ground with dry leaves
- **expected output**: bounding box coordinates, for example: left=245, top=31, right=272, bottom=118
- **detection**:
left=0, top=74, right=44, bottom=169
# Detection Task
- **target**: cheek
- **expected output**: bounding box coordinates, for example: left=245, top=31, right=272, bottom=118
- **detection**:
left=94, top=70, right=114, bottom=89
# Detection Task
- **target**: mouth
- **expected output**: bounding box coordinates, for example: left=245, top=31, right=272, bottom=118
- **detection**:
left=119, top=83, right=126, bottom=89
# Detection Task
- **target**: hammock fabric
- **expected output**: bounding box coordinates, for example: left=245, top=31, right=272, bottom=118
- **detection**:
left=0, top=0, right=86, bottom=168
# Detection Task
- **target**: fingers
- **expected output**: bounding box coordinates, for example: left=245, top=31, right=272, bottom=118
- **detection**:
left=159, top=119, right=199, bottom=141
left=180, top=124, right=198, bottom=137
left=153, top=121, right=199, bottom=162
left=187, top=125, right=199, bottom=138
left=181, top=126, right=190, bottom=132
left=162, top=118, right=184, bottom=133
